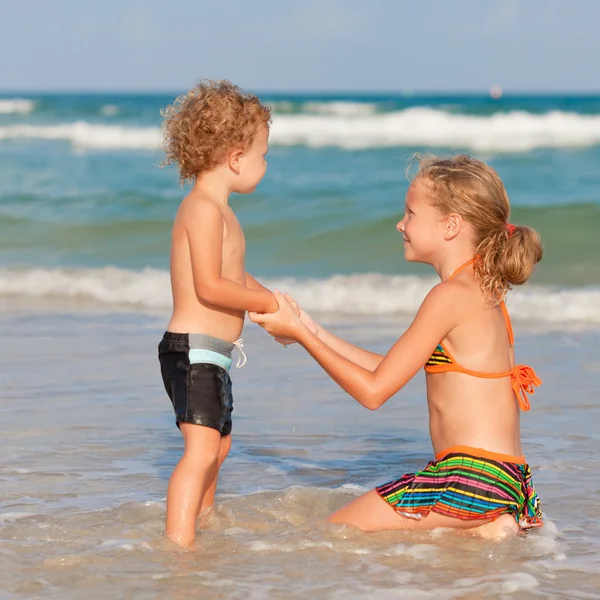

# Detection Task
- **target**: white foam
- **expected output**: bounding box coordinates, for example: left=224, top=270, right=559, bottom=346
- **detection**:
left=1, top=267, right=599, bottom=326
left=270, top=108, right=600, bottom=151
left=0, top=266, right=171, bottom=307
left=223, top=527, right=250, bottom=536
left=454, top=572, right=539, bottom=594
left=301, top=101, right=378, bottom=117
left=142, top=500, right=164, bottom=509
left=6, top=108, right=600, bottom=152
left=523, top=519, right=564, bottom=559
left=337, top=483, right=370, bottom=493
left=0, top=122, right=161, bottom=150
left=1, top=467, right=32, bottom=474
left=269, top=100, right=295, bottom=113
left=386, top=543, right=438, bottom=560
left=0, top=98, right=35, bottom=114
left=269, top=101, right=378, bottom=117
left=95, top=539, right=151, bottom=552
left=249, top=539, right=371, bottom=554
left=100, top=104, right=120, bottom=117
left=249, top=540, right=293, bottom=553
left=263, top=274, right=600, bottom=325
left=0, top=512, right=35, bottom=522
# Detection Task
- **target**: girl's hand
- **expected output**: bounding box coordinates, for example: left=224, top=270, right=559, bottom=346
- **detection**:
left=274, top=293, right=319, bottom=346
left=249, top=291, right=307, bottom=341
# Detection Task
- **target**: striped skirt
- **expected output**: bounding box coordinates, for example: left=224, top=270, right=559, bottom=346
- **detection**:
left=376, top=445, right=543, bottom=529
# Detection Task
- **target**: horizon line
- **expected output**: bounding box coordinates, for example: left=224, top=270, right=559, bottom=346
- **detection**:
left=3, top=88, right=600, bottom=97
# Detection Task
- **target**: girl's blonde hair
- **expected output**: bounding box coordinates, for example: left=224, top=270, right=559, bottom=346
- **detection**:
left=411, top=155, right=543, bottom=303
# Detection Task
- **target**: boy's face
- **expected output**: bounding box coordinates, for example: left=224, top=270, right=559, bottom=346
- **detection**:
left=232, top=126, right=269, bottom=194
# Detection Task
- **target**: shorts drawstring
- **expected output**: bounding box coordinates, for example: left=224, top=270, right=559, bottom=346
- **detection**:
left=233, top=338, right=247, bottom=368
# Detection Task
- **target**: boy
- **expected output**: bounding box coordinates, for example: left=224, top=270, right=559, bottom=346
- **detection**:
left=158, top=80, right=278, bottom=548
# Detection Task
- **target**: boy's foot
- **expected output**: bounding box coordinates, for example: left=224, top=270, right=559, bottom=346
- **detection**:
left=197, top=505, right=215, bottom=529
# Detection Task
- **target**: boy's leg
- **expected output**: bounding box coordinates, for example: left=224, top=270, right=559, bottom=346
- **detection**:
left=165, top=422, right=221, bottom=548
left=198, top=434, right=232, bottom=516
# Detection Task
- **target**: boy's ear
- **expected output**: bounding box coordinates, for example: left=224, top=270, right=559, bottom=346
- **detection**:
left=229, top=148, right=244, bottom=174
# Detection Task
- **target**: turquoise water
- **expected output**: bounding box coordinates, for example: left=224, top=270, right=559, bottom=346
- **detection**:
left=1, top=93, right=599, bottom=323
left=1, top=311, right=598, bottom=597
left=2, top=94, right=600, bottom=597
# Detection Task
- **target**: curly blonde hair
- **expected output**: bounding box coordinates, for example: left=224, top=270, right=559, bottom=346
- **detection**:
left=161, top=80, right=272, bottom=183
left=410, top=155, right=543, bottom=303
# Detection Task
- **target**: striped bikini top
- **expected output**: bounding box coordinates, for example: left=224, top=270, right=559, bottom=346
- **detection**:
left=424, top=259, right=542, bottom=411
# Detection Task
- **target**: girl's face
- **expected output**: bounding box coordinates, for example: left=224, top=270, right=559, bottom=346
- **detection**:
left=396, top=178, right=447, bottom=264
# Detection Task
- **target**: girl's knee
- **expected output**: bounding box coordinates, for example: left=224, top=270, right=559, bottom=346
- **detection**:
left=474, top=514, right=519, bottom=540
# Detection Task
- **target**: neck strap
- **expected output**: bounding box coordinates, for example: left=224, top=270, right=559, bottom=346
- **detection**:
left=448, top=258, right=476, bottom=280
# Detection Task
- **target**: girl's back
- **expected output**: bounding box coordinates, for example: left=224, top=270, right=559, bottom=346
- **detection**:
left=425, top=263, right=522, bottom=456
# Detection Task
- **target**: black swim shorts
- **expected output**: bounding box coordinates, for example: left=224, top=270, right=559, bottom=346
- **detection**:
left=158, top=332, right=234, bottom=436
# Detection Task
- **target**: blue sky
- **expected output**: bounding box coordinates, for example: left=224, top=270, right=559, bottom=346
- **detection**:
left=2, top=0, right=598, bottom=92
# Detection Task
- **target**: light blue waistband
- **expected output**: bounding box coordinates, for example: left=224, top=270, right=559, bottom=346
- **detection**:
left=189, top=348, right=232, bottom=372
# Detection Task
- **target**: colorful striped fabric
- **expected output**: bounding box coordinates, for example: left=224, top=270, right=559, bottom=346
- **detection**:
left=376, top=448, right=543, bottom=529
left=426, top=344, right=452, bottom=367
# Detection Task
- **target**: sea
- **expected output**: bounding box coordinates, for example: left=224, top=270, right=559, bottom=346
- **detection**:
left=1, top=93, right=599, bottom=599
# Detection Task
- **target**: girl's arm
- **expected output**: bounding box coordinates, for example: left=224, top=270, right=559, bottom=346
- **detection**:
left=284, top=294, right=384, bottom=370
left=311, top=325, right=385, bottom=371
left=251, top=285, right=460, bottom=410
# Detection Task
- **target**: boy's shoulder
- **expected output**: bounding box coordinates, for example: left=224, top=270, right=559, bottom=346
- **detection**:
left=177, top=192, right=225, bottom=225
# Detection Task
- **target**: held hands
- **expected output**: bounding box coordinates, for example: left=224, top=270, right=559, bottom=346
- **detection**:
left=249, top=291, right=318, bottom=343
left=275, top=293, right=319, bottom=346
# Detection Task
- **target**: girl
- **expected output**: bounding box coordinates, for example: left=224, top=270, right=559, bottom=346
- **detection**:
left=250, top=155, right=544, bottom=539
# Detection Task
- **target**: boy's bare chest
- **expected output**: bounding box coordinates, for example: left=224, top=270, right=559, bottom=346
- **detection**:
left=222, top=215, right=245, bottom=266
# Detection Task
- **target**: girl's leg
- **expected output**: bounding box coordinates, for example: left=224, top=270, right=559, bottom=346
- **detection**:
left=472, top=514, right=520, bottom=539
left=198, top=434, right=232, bottom=517
left=165, top=423, right=221, bottom=548
left=327, top=489, right=510, bottom=535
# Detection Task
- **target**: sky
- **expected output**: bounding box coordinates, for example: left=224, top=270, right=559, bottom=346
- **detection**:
left=1, top=0, right=599, bottom=92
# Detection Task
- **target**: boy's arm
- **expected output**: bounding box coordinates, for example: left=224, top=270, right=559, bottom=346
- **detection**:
left=245, top=273, right=272, bottom=294
left=187, top=201, right=278, bottom=313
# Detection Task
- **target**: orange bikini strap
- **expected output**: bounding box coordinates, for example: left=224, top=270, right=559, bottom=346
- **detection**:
left=448, top=258, right=476, bottom=280
left=511, top=365, right=542, bottom=411
left=500, top=300, right=515, bottom=346
left=448, top=259, right=514, bottom=346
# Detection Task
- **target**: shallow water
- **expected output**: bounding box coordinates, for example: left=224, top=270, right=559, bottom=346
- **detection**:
left=1, top=306, right=599, bottom=599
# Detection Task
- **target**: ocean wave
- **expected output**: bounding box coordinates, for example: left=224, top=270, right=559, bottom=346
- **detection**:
left=0, top=122, right=161, bottom=149
left=270, top=108, right=600, bottom=151
left=100, top=104, right=120, bottom=117
left=0, top=98, right=36, bottom=114
left=299, top=101, right=378, bottom=116
left=270, top=101, right=379, bottom=116
left=5, top=108, right=600, bottom=151
left=1, top=267, right=598, bottom=325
